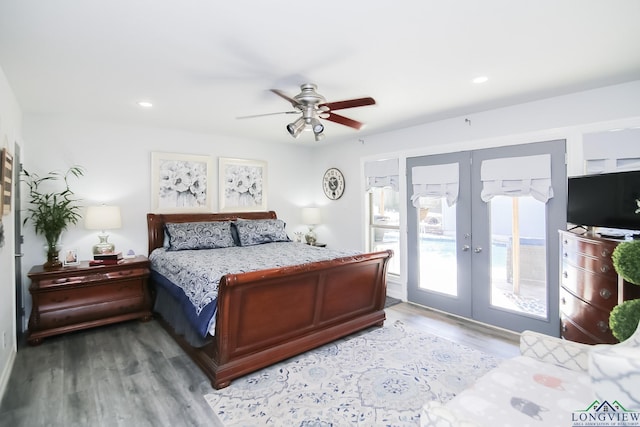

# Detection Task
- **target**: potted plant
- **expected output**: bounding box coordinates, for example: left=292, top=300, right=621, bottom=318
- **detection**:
left=22, top=166, right=84, bottom=270
left=610, top=239, right=640, bottom=341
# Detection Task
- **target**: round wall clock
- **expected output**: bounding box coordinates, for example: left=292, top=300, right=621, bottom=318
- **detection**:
left=322, top=168, right=345, bottom=200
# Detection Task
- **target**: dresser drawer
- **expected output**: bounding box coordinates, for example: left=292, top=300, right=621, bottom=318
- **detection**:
left=561, top=263, right=618, bottom=312
left=561, top=250, right=616, bottom=278
left=560, top=315, right=615, bottom=345
left=560, top=234, right=616, bottom=259
left=35, top=279, right=144, bottom=312
left=37, top=297, right=145, bottom=329
left=560, top=288, right=615, bottom=343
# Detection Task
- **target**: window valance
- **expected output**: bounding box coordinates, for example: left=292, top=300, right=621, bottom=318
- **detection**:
left=364, top=158, right=399, bottom=191
left=410, top=163, right=459, bottom=207
left=583, top=130, right=640, bottom=174
left=480, top=154, right=553, bottom=203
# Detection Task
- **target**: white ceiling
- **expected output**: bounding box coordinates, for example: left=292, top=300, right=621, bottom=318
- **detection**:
left=1, top=0, right=639, bottom=145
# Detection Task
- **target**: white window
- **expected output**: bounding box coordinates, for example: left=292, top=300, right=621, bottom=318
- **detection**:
left=365, top=159, right=400, bottom=276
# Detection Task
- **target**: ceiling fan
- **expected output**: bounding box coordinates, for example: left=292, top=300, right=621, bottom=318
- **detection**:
left=238, top=84, right=376, bottom=141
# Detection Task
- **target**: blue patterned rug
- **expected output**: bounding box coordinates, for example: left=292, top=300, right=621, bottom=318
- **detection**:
left=204, top=320, right=501, bottom=426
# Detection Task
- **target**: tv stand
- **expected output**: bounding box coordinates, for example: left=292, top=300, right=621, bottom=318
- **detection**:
left=559, top=230, right=640, bottom=344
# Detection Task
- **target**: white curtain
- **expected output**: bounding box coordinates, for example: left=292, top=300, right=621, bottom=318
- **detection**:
left=480, top=154, right=553, bottom=203
left=364, top=158, right=399, bottom=191
left=410, top=163, right=459, bottom=207
left=583, top=129, right=640, bottom=174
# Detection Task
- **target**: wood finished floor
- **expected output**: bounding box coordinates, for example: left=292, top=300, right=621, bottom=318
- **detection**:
left=0, top=303, right=519, bottom=427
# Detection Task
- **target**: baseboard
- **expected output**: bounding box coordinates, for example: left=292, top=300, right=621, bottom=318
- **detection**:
left=0, top=348, right=16, bottom=403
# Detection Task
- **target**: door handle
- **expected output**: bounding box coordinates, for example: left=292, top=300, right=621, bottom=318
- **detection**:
left=462, top=245, right=470, bottom=251
left=15, top=253, right=24, bottom=258
left=474, top=247, right=483, bottom=253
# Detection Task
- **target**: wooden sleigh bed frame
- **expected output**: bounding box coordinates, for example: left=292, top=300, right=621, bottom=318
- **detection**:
left=147, top=211, right=392, bottom=389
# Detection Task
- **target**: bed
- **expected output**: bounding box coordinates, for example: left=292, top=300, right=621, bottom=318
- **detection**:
left=147, top=211, right=392, bottom=389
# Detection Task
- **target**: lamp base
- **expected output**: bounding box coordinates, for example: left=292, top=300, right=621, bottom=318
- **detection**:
left=305, top=229, right=317, bottom=246
left=93, top=234, right=115, bottom=255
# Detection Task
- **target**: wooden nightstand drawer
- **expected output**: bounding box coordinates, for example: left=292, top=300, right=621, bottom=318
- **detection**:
left=37, top=296, right=144, bottom=329
left=37, top=279, right=143, bottom=311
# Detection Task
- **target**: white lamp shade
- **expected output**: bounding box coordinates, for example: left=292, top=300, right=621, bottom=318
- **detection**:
left=85, top=205, right=122, bottom=230
left=302, top=207, right=321, bottom=225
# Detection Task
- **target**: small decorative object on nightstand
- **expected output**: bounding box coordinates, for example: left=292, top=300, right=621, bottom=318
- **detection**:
left=27, top=255, right=152, bottom=345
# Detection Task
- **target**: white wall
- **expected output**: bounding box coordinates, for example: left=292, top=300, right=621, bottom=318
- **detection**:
left=19, top=115, right=316, bottom=329
left=310, top=80, right=640, bottom=297
left=0, top=65, right=21, bottom=400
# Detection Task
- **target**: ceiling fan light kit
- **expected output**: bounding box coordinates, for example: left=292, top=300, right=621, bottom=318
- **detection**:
left=243, top=83, right=375, bottom=142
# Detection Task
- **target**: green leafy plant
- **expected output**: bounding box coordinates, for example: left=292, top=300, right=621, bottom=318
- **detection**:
left=612, top=240, right=640, bottom=285
left=609, top=240, right=640, bottom=341
left=22, top=166, right=84, bottom=267
left=609, top=298, right=640, bottom=342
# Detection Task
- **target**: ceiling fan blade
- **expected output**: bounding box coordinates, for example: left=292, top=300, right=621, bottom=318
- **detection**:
left=270, top=89, right=298, bottom=107
left=236, top=111, right=299, bottom=119
left=320, top=97, right=375, bottom=111
left=324, top=112, right=365, bottom=130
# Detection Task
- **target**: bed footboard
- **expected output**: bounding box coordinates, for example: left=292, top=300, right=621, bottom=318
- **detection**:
left=207, top=250, right=391, bottom=389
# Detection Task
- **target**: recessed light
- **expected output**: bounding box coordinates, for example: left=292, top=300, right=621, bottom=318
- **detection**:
left=137, top=101, right=153, bottom=108
left=472, top=76, right=489, bottom=84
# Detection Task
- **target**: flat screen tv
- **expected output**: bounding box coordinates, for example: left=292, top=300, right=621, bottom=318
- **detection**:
left=567, top=170, right=640, bottom=231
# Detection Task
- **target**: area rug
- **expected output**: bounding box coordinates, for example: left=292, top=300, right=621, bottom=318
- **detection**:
left=204, top=320, right=502, bottom=426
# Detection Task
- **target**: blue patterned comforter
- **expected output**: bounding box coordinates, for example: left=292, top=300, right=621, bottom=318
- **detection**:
left=149, top=242, right=360, bottom=338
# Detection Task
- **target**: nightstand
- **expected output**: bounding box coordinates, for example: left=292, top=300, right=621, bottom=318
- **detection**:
left=27, top=255, right=152, bottom=345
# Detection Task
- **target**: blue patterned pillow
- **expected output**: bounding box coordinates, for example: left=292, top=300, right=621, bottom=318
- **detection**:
left=233, top=219, right=290, bottom=246
left=165, top=221, right=236, bottom=251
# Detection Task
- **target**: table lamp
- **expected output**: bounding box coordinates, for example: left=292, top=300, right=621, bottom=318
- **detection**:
left=85, top=205, right=122, bottom=255
left=302, top=207, right=321, bottom=246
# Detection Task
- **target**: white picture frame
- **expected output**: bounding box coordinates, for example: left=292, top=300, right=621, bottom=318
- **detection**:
left=63, top=248, right=80, bottom=266
left=219, top=157, right=267, bottom=212
left=151, top=152, right=214, bottom=213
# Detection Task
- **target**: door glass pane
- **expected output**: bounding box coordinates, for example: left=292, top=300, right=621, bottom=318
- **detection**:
left=418, top=197, right=457, bottom=295
left=489, top=196, right=547, bottom=318
left=370, top=187, right=400, bottom=275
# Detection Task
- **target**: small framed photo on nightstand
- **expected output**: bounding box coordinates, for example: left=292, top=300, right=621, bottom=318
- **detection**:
left=63, top=248, right=80, bottom=266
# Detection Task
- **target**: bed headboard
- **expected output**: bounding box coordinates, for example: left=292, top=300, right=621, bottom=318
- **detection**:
left=146, top=211, right=278, bottom=254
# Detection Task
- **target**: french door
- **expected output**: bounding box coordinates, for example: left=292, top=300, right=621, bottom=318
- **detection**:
left=407, top=140, right=566, bottom=335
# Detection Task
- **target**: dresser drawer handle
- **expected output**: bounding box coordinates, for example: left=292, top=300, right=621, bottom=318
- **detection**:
left=599, top=288, right=612, bottom=299
left=54, top=278, right=70, bottom=284
left=114, top=270, right=133, bottom=277
left=601, top=249, right=610, bottom=257
left=561, top=297, right=566, bottom=305
left=561, top=324, right=568, bottom=333
left=600, top=265, right=610, bottom=273
left=597, top=320, right=609, bottom=333
left=563, top=239, right=568, bottom=245
left=563, top=271, right=568, bottom=279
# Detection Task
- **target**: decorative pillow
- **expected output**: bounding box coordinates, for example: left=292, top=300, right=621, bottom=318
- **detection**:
left=165, top=221, right=236, bottom=251
left=233, top=218, right=290, bottom=246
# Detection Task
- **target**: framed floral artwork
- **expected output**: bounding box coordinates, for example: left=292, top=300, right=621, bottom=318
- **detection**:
left=151, top=152, right=214, bottom=213
left=219, top=157, right=267, bottom=212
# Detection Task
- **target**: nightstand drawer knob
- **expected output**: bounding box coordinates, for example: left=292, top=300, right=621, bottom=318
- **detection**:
left=561, top=297, right=566, bottom=305
left=599, top=288, right=612, bottom=299
left=600, top=265, right=610, bottom=273
left=597, top=320, right=609, bottom=333
left=563, top=271, right=568, bottom=279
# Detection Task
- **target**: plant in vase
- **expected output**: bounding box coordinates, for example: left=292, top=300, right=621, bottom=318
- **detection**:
left=610, top=239, right=640, bottom=341
left=22, top=166, right=84, bottom=270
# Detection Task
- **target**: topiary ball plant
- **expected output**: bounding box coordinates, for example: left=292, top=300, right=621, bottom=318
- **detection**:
left=609, top=299, right=640, bottom=342
left=610, top=240, right=640, bottom=342
left=611, top=240, right=640, bottom=285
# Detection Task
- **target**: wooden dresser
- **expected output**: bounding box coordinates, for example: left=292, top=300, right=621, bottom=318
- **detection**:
left=559, top=230, right=640, bottom=344
left=27, top=255, right=152, bottom=345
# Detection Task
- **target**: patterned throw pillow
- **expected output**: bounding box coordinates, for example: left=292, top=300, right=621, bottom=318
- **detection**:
left=165, top=221, right=236, bottom=251
left=233, top=219, right=290, bottom=246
